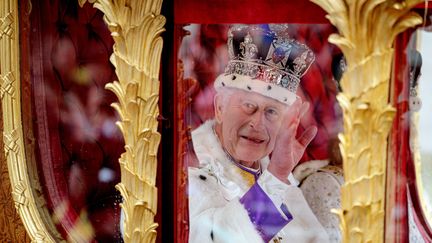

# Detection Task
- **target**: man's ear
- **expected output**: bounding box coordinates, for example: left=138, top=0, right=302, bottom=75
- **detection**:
left=214, top=94, right=223, bottom=123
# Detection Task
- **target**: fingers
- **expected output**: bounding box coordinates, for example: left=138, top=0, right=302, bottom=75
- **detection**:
left=299, top=101, right=310, bottom=119
left=283, top=99, right=308, bottom=126
left=297, top=125, right=318, bottom=147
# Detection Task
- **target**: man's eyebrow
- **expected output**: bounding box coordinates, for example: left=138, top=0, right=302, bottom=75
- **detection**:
left=241, top=98, right=256, bottom=103
left=267, top=106, right=283, bottom=112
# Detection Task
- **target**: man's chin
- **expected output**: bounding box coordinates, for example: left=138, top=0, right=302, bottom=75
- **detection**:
left=235, top=152, right=266, bottom=164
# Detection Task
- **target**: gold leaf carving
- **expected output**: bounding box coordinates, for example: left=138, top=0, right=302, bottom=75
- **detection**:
left=33, top=232, right=47, bottom=243
left=78, top=0, right=96, bottom=8
left=0, top=130, right=32, bottom=242
left=311, top=0, right=423, bottom=242
left=0, top=72, right=16, bottom=98
left=3, top=128, right=19, bottom=156
left=0, top=12, right=13, bottom=39
left=80, top=0, right=165, bottom=242
left=12, top=181, right=28, bottom=209
left=1, top=1, right=61, bottom=242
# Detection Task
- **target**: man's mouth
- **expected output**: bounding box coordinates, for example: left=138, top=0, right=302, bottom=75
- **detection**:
left=240, top=135, right=265, bottom=144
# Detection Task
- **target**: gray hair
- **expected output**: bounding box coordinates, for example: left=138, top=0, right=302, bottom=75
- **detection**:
left=214, top=87, right=236, bottom=110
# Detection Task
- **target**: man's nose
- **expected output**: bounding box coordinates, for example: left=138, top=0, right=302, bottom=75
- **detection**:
left=249, top=110, right=265, bottom=129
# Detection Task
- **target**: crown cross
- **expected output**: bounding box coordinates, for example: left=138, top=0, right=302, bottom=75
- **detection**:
left=240, top=33, right=258, bottom=60
left=293, top=52, right=308, bottom=75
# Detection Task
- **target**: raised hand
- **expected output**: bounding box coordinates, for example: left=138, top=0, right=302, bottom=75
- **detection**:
left=267, top=99, right=318, bottom=184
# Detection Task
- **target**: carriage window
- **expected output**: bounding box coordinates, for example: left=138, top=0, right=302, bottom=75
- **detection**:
left=409, top=29, right=432, bottom=229
left=177, top=23, right=344, bottom=242
left=27, top=1, right=123, bottom=241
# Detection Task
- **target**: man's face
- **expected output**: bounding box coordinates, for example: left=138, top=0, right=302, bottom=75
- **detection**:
left=215, top=90, right=286, bottom=164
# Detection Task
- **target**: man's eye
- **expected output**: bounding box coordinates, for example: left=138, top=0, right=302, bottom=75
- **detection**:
left=266, top=108, right=280, bottom=120
left=242, top=102, right=256, bottom=113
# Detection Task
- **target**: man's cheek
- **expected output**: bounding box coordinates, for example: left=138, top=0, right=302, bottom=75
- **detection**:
left=267, top=139, right=277, bottom=152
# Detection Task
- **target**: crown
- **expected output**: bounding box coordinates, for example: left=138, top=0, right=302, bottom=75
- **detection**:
left=214, top=24, right=315, bottom=105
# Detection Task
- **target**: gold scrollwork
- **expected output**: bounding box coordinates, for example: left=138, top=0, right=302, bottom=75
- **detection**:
left=2, top=0, right=166, bottom=241
left=3, top=129, right=19, bottom=155
left=1, top=0, right=62, bottom=242
left=311, top=0, right=423, bottom=242
left=0, top=72, right=16, bottom=98
left=34, top=232, right=49, bottom=242
left=12, top=181, right=28, bottom=208
left=78, top=0, right=166, bottom=242
left=0, top=12, right=13, bottom=39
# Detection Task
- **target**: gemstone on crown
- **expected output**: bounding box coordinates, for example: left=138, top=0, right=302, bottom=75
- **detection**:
left=225, top=24, right=315, bottom=94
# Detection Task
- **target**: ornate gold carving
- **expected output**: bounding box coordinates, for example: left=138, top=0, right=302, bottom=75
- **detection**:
left=12, top=181, right=28, bottom=208
left=1, top=1, right=61, bottom=242
left=34, top=232, right=47, bottom=242
left=0, top=72, right=16, bottom=98
left=311, top=0, right=423, bottom=242
left=0, top=116, right=31, bottom=242
left=79, top=1, right=165, bottom=242
left=78, top=0, right=95, bottom=8
left=3, top=129, right=19, bottom=155
left=0, top=12, right=13, bottom=39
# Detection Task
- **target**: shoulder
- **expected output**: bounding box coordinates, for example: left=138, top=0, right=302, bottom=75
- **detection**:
left=299, top=166, right=343, bottom=242
left=188, top=167, right=229, bottom=218
left=301, top=165, right=343, bottom=189
left=299, top=166, right=343, bottom=206
left=188, top=167, right=220, bottom=197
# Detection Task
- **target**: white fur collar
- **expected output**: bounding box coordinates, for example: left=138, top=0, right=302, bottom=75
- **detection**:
left=191, top=120, right=270, bottom=196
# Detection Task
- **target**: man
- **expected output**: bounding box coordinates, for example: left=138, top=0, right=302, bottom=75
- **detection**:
left=188, top=24, right=330, bottom=243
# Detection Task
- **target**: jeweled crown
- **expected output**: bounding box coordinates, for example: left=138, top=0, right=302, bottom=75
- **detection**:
left=224, top=24, right=315, bottom=94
